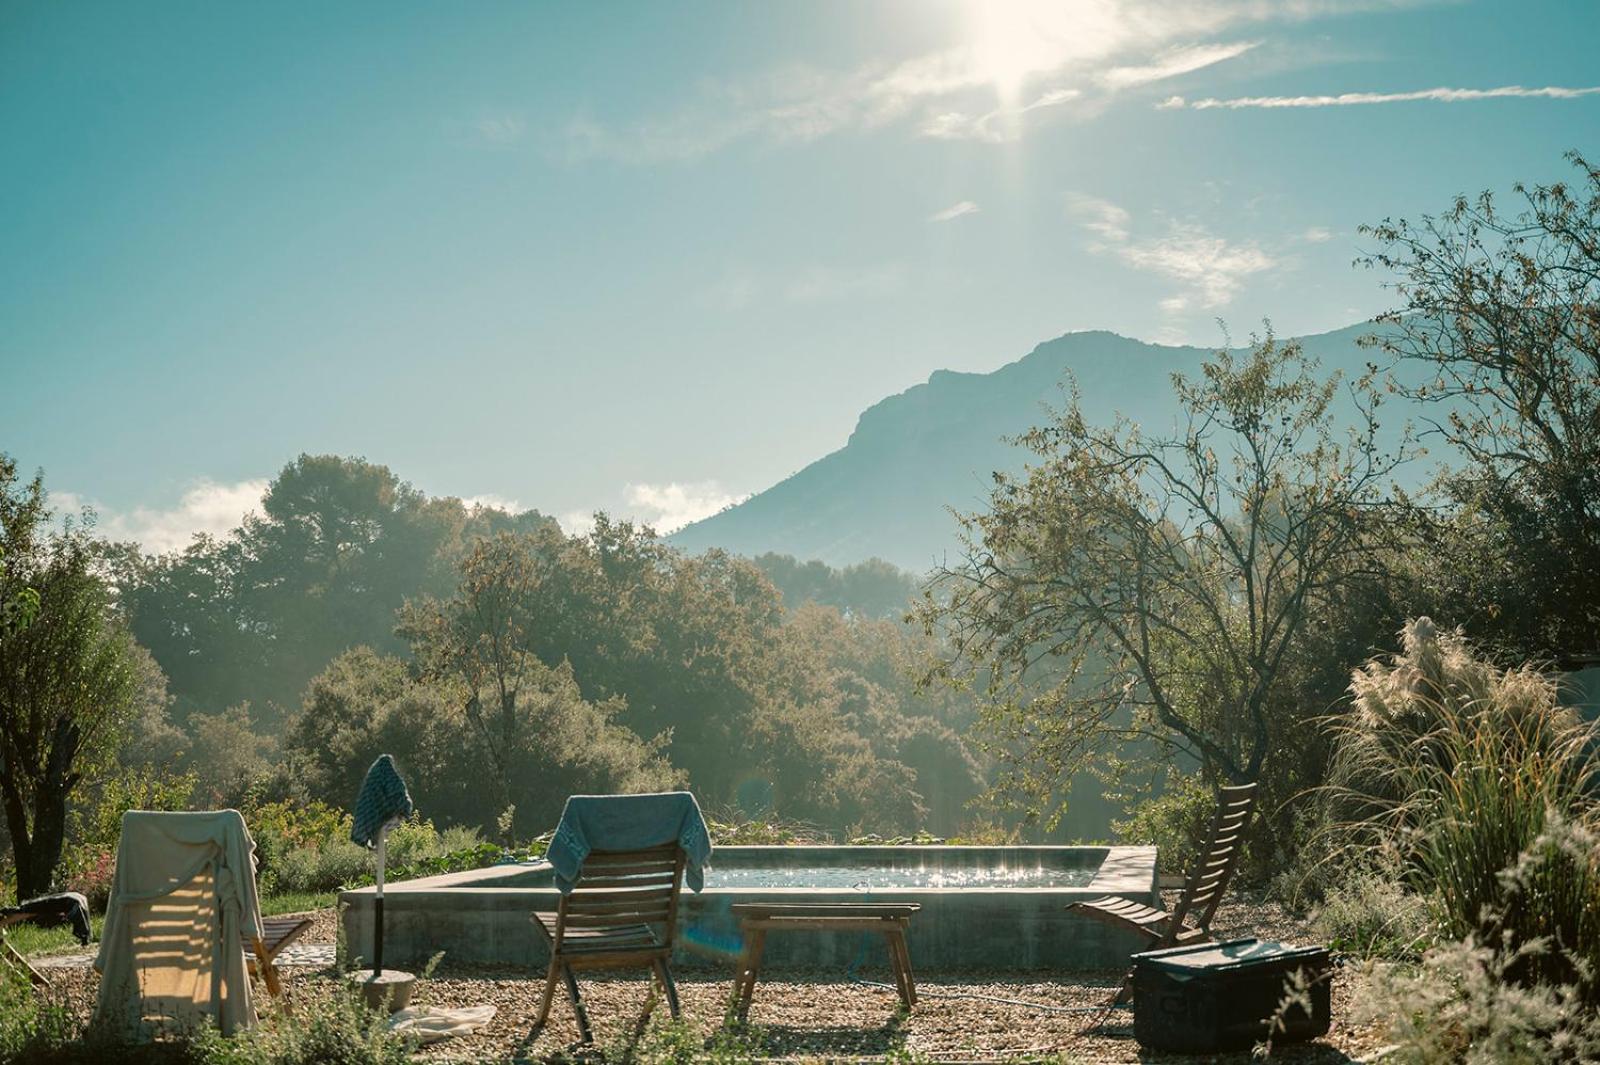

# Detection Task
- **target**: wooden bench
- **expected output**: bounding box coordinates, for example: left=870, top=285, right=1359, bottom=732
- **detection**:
left=727, top=902, right=920, bottom=1020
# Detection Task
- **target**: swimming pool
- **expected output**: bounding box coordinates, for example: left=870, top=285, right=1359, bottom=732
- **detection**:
left=340, top=844, right=1159, bottom=971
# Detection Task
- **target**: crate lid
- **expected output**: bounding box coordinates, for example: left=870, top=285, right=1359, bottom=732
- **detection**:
left=1133, top=937, right=1327, bottom=974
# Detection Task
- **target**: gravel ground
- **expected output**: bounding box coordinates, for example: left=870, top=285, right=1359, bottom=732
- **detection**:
left=28, top=895, right=1393, bottom=1063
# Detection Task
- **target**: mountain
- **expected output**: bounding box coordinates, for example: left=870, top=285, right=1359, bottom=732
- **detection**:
left=670, top=323, right=1395, bottom=572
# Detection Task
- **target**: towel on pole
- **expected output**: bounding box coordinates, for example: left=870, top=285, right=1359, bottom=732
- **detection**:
left=351, top=754, right=414, bottom=847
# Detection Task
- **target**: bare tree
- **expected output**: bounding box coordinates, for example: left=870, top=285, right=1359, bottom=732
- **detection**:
left=920, top=333, right=1407, bottom=827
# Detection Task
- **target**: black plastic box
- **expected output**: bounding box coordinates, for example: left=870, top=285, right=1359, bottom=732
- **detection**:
left=1131, top=937, right=1332, bottom=1053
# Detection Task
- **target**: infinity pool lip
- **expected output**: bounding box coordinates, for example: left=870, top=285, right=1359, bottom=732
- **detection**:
left=341, top=845, right=1159, bottom=971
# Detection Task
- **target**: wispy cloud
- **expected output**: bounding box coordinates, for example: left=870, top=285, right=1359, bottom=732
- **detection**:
left=1066, top=192, right=1276, bottom=311
left=559, top=1, right=1363, bottom=160
left=929, top=200, right=981, bottom=223
left=918, top=87, right=1083, bottom=144
left=1165, top=84, right=1600, bottom=110
left=1096, top=41, right=1258, bottom=90
left=1301, top=225, right=1333, bottom=243
left=1064, top=192, right=1130, bottom=244
left=53, top=478, right=269, bottom=555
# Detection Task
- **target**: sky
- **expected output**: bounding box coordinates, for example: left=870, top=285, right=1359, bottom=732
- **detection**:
left=3, top=0, right=1597, bottom=552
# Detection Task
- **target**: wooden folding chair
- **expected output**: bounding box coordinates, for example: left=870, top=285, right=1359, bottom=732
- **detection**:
left=530, top=843, right=686, bottom=1043
left=0, top=912, right=52, bottom=987
left=1069, top=781, right=1258, bottom=1004
left=242, top=915, right=314, bottom=1002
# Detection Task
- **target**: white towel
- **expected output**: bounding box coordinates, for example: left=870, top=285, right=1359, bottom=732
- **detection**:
left=387, top=1004, right=496, bottom=1044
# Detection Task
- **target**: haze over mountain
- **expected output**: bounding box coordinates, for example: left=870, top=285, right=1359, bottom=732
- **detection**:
left=671, top=322, right=1395, bottom=572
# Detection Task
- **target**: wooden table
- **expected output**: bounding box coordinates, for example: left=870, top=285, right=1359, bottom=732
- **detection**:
left=727, top=902, right=921, bottom=1020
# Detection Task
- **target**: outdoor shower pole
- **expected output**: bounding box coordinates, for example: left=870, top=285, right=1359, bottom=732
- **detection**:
left=374, top=821, right=390, bottom=976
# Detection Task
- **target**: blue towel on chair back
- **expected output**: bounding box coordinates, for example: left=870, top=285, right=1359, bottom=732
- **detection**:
left=547, top=792, right=712, bottom=894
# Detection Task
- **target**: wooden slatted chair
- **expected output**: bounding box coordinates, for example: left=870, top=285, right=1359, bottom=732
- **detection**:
left=1069, top=781, right=1258, bottom=1004
left=0, top=912, right=53, bottom=987
left=242, top=915, right=314, bottom=1002
left=530, top=842, right=687, bottom=1043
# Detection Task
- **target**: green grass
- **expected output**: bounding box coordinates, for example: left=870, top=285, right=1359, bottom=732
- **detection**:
left=5, top=892, right=335, bottom=962
left=2, top=917, right=101, bottom=958
left=260, top=891, right=336, bottom=916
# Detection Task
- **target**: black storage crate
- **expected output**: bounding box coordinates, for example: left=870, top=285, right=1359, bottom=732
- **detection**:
left=1131, top=937, right=1332, bottom=1053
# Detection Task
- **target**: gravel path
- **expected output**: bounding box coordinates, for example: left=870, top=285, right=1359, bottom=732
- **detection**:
left=24, top=897, right=1393, bottom=1062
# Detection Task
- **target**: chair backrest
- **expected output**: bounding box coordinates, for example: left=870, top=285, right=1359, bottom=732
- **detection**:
left=552, top=843, right=687, bottom=951
left=1165, top=782, right=1258, bottom=941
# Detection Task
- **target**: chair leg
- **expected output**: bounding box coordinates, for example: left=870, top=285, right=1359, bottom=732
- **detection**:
left=0, top=938, right=49, bottom=988
left=562, top=964, right=593, bottom=1043
left=1108, top=969, right=1133, bottom=1007
left=653, top=958, right=681, bottom=1020
left=533, top=958, right=560, bottom=1031
left=251, top=938, right=289, bottom=1013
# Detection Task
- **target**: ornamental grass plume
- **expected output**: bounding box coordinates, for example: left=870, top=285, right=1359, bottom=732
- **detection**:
left=1326, top=618, right=1600, bottom=996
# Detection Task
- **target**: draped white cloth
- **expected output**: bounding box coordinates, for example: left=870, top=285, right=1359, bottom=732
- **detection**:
left=388, top=1004, right=497, bottom=1044
left=93, top=810, right=265, bottom=1039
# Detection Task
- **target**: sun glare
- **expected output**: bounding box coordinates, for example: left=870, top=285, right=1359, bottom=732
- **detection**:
left=966, top=0, right=1078, bottom=105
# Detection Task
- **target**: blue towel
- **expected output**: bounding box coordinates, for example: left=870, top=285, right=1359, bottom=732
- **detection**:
left=547, top=792, right=713, bottom=894
left=351, top=754, right=414, bottom=847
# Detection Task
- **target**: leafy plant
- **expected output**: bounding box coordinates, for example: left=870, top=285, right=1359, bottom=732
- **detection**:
left=194, top=982, right=415, bottom=1065
left=1312, top=871, right=1433, bottom=960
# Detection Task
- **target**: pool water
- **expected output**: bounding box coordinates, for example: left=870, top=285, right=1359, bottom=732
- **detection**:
left=704, top=864, right=1096, bottom=890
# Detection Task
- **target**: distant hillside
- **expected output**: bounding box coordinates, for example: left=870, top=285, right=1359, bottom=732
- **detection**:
left=671, top=323, right=1397, bottom=572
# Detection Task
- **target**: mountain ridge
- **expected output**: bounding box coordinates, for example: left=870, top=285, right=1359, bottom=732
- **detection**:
left=670, top=322, right=1385, bottom=571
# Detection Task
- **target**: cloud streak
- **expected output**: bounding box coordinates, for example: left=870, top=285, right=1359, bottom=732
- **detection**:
left=929, top=200, right=980, bottom=222
left=559, top=0, right=1353, bottom=160
left=1166, top=84, right=1600, bottom=109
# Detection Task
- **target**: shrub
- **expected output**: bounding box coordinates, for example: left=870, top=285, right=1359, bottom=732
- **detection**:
left=1326, top=619, right=1600, bottom=995
left=1312, top=872, right=1433, bottom=960
left=60, top=848, right=117, bottom=913
left=264, top=842, right=370, bottom=896
left=0, top=971, right=75, bottom=1065
left=381, top=818, right=480, bottom=868
left=705, top=815, right=830, bottom=845
left=194, top=982, right=415, bottom=1065
left=1111, top=773, right=1215, bottom=881
left=71, top=766, right=197, bottom=853
left=1352, top=936, right=1600, bottom=1064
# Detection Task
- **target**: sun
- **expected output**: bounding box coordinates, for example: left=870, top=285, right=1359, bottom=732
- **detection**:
left=966, top=0, right=1079, bottom=106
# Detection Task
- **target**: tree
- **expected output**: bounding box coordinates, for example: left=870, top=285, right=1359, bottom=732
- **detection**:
left=283, top=647, right=680, bottom=835
left=752, top=553, right=920, bottom=618
left=0, top=459, right=40, bottom=637
left=920, top=334, right=1406, bottom=833
left=1361, top=151, right=1600, bottom=657
left=0, top=461, right=148, bottom=898
left=120, top=453, right=558, bottom=726
left=399, top=532, right=549, bottom=819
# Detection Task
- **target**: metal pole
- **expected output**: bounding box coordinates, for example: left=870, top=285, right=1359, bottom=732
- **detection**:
left=374, top=825, right=387, bottom=976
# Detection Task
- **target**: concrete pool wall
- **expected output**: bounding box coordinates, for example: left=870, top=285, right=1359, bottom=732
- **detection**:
left=339, top=845, right=1159, bottom=972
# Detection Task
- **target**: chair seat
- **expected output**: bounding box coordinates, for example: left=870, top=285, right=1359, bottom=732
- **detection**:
left=243, top=916, right=313, bottom=975
left=532, top=912, right=663, bottom=954
left=1071, top=895, right=1173, bottom=931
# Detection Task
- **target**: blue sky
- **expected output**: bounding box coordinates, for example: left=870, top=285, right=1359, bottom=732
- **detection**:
left=3, top=0, right=1597, bottom=550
